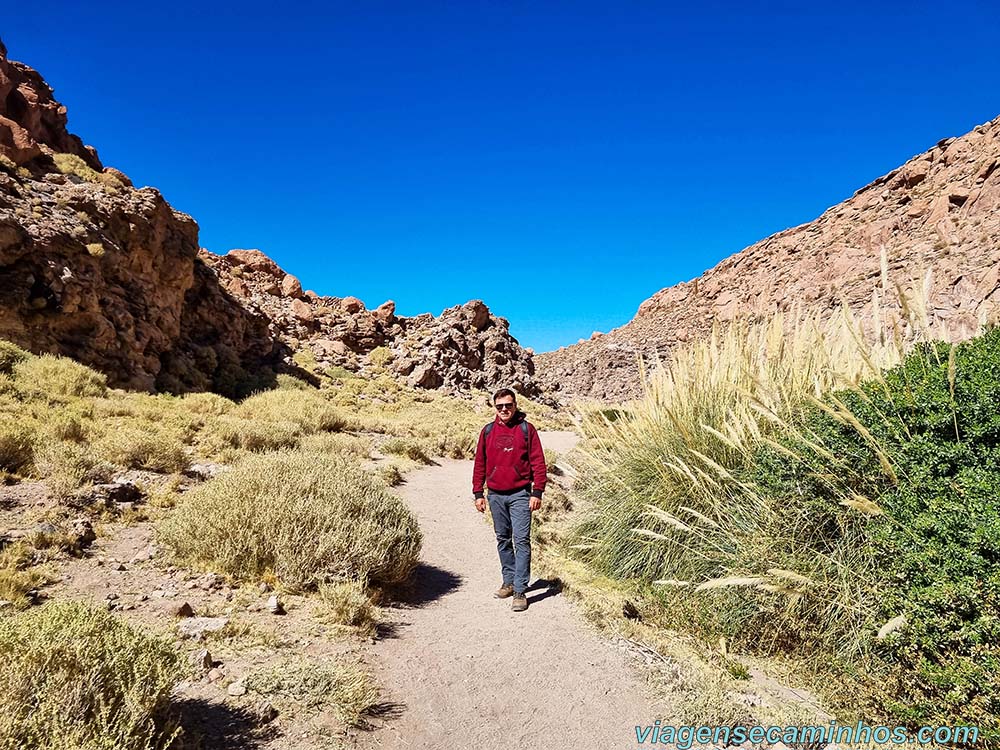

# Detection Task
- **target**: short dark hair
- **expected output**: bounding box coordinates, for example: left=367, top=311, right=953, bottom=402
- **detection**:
left=493, top=388, right=517, bottom=404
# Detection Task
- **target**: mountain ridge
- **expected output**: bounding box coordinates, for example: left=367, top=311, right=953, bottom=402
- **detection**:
left=535, top=115, right=1000, bottom=401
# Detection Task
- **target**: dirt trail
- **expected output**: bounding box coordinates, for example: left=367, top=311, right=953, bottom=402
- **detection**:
left=371, top=431, right=656, bottom=749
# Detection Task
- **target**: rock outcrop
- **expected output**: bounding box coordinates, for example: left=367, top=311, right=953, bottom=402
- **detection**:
left=0, top=39, right=100, bottom=169
left=0, top=42, right=285, bottom=396
left=536, top=115, right=1000, bottom=401
left=201, top=250, right=540, bottom=395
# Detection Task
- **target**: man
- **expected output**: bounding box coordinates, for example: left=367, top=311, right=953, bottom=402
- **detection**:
left=472, top=388, right=547, bottom=612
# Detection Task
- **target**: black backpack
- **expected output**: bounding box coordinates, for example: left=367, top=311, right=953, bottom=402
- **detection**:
left=482, top=420, right=529, bottom=440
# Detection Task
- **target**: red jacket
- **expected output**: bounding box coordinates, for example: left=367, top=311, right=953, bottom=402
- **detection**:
left=472, top=412, right=547, bottom=498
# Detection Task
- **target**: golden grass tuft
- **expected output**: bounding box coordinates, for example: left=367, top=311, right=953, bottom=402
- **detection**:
left=245, top=656, right=379, bottom=727
left=318, top=579, right=380, bottom=637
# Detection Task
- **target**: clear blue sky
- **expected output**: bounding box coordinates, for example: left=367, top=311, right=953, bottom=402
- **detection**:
left=5, top=1, right=998, bottom=352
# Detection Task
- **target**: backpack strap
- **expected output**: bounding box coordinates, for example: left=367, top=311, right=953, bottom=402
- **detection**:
left=483, top=419, right=529, bottom=442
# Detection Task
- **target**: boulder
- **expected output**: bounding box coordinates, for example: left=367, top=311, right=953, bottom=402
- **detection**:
left=341, top=296, right=364, bottom=314
left=280, top=274, right=303, bottom=298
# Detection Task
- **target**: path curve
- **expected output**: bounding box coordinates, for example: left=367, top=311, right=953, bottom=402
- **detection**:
left=371, top=431, right=654, bottom=749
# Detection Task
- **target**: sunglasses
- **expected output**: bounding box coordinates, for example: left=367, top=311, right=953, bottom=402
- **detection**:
left=495, top=403, right=515, bottom=411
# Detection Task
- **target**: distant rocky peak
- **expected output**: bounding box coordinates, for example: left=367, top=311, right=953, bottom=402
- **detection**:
left=0, top=38, right=103, bottom=170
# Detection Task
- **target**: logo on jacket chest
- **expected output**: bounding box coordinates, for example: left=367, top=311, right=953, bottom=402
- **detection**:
left=497, top=435, right=515, bottom=453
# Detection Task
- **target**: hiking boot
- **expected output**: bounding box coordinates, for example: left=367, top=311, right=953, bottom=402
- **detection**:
left=511, top=593, right=528, bottom=612
left=494, top=583, right=515, bottom=599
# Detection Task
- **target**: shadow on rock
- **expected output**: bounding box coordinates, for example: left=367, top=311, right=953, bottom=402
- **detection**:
left=387, top=562, right=463, bottom=608
left=173, top=697, right=280, bottom=750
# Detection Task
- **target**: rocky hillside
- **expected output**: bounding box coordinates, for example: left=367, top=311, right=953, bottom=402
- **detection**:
left=0, top=41, right=538, bottom=398
left=537, top=115, right=1000, bottom=401
left=201, top=248, right=538, bottom=395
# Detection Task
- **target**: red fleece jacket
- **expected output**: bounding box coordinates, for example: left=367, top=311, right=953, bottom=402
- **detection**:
left=472, top=413, right=547, bottom=498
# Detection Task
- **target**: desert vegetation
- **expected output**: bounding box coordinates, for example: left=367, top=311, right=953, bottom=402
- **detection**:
left=159, top=450, right=422, bottom=590
left=0, top=337, right=568, bottom=747
left=570, top=299, right=999, bottom=735
left=0, top=600, right=182, bottom=750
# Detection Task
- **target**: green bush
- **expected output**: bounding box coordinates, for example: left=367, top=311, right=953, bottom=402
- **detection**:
left=756, top=329, right=1000, bottom=730
left=158, top=450, right=421, bottom=590
left=0, top=601, right=182, bottom=750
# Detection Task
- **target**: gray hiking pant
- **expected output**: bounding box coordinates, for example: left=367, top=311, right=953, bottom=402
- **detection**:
left=488, top=487, right=532, bottom=594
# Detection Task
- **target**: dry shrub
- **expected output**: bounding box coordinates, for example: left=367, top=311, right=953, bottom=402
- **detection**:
left=13, top=354, right=107, bottom=401
left=318, top=579, right=380, bottom=637
left=0, top=601, right=181, bottom=750
left=380, top=437, right=432, bottom=464
left=158, top=450, right=421, bottom=591
left=94, top=424, right=189, bottom=473
left=375, top=461, right=404, bottom=487
left=299, top=432, right=372, bottom=458
left=0, top=542, right=49, bottom=608
left=0, top=422, right=34, bottom=473
left=194, top=417, right=301, bottom=457
left=178, top=392, right=234, bottom=416
left=245, top=656, right=378, bottom=727
left=0, top=340, right=28, bottom=374
left=33, top=440, right=108, bottom=499
left=233, top=389, right=348, bottom=433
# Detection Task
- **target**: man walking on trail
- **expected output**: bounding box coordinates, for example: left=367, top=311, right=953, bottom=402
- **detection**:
left=472, top=388, right=547, bottom=612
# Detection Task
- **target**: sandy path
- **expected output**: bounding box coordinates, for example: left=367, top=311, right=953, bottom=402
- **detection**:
left=371, top=431, right=655, bottom=749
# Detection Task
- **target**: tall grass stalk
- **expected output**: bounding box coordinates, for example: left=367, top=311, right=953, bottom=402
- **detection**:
left=570, top=300, right=942, bottom=657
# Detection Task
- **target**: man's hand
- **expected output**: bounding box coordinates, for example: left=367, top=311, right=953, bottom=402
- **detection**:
left=529, top=495, right=542, bottom=512
left=475, top=498, right=487, bottom=513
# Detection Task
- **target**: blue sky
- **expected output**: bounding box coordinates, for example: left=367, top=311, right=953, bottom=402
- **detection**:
left=5, top=1, right=999, bottom=352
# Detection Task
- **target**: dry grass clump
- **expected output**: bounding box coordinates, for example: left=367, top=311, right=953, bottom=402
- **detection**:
left=94, top=424, right=189, bottom=474
left=245, top=656, right=379, bottom=727
left=0, top=542, right=52, bottom=608
left=233, top=389, right=350, bottom=433
left=158, top=450, right=421, bottom=591
left=12, top=353, right=107, bottom=401
left=374, top=461, right=405, bottom=487
left=32, top=440, right=110, bottom=499
left=0, top=422, right=34, bottom=473
left=51, top=153, right=122, bottom=189
left=178, top=391, right=235, bottom=416
left=194, top=417, right=302, bottom=458
left=299, top=432, right=372, bottom=459
left=0, top=600, right=182, bottom=750
left=0, top=340, right=29, bottom=374
left=571, top=308, right=910, bottom=583
left=318, top=579, right=380, bottom=637
left=380, top=437, right=432, bottom=464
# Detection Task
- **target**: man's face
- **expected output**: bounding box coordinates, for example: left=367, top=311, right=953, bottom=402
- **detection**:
left=494, top=396, right=516, bottom=423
